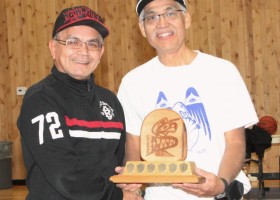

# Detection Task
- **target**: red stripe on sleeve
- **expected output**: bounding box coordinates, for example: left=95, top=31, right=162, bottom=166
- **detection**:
left=65, top=116, right=124, bottom=130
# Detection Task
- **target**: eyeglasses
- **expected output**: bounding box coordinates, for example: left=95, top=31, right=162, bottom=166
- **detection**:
left=54, top=38, right=103, bottom=51
left=142, top=9, right=184, bottom=25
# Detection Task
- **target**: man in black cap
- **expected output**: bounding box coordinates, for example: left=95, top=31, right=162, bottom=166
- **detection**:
left=18, top=6, right=142, bottom=200
left=117, top=0, right=258, bottom=199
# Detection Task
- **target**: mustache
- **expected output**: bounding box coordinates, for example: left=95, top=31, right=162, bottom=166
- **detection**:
left=72, top=55, right=92, bottom=62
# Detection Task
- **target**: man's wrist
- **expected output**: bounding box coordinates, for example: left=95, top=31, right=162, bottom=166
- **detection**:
left=214, top=177, right=229, bottom=199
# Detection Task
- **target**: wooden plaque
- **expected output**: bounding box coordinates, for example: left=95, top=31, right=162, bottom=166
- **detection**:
left=110, top=109, right=205, bottom=183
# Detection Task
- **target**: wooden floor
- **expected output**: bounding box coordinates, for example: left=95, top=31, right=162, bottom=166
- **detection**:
left=0, top=185, right=279, bottom=200
left=0, top=186, right=27, bottom=200
left=244, top=187, right=280, bottom=200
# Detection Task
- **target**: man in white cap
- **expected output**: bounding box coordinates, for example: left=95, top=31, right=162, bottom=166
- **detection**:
left=117, top=0, right=258, bottom=199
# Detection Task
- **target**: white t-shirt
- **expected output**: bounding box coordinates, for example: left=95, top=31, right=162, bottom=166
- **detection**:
left=117, top=51, right=258, bottom=200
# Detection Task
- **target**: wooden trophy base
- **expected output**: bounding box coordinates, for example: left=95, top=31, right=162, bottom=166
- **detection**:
left=110, top=161, right=205, bottom=183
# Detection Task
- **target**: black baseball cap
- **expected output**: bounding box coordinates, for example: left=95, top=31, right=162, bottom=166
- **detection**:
left=52, top=6, right=109, bottom=38
left=136, top=0, right=187, bottom=15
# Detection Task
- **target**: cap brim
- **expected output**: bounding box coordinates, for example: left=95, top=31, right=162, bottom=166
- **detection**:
left=54, top=19, right=109, bottom=39
left=136, top=0, right=186, bottom=15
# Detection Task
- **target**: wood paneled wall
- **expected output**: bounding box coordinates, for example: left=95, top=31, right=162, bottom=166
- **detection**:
left=0, top=0, right=279, bottom=187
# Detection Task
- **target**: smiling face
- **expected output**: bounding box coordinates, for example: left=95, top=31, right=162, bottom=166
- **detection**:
left=49, top=25, right=104, bottom=80
left=139, top=0, right=191, bottom=56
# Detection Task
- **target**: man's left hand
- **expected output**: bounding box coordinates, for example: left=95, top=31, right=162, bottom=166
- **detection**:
left=172, top=168, right=225, bottom=197
left=115, top=166, right=143, bottom=193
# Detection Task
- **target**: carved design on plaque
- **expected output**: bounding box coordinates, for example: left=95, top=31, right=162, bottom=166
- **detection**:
left=146, top=117, right=180, bottom=157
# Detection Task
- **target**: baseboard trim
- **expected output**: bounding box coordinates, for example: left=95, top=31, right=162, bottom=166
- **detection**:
left=250, top=173, right=280, bottom=180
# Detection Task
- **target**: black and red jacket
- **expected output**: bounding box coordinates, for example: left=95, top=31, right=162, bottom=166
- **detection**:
left=17, top=66, right=125, bottom=200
